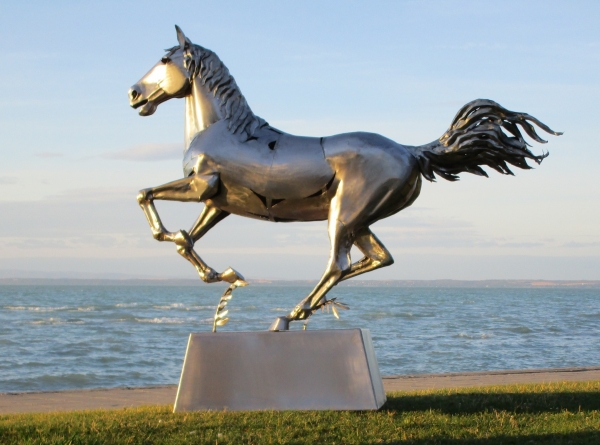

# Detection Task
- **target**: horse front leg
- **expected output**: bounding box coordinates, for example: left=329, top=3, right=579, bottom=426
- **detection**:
left=137, top=173, right=219, bottom=242
left=174, top=203, right=246, bottom=286
left=137, top=173, right=244, bottom=285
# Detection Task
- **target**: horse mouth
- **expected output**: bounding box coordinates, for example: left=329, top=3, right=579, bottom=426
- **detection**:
left=139, top=101, right=157, bottom=116
left=130, top=98, right=148, bottom=110
left=131, top=99, right=157, bottom=116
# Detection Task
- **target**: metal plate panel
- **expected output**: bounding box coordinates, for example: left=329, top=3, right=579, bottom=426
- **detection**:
left=267, top=134, right=334, bottom=199
left=184, top=123, right=333, bottom=201
left=360, top=329, right=387, bottom=407
left=174, top=329, right=385, bottom=411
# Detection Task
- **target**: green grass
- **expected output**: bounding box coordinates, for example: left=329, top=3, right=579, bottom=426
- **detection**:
left=1, top=381, right=599, bottom=444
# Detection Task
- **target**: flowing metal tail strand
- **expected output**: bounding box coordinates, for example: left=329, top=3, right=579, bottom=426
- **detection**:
left=413, top=99, right=563, bottom=182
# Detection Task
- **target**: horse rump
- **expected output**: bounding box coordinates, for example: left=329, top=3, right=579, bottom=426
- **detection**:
left=411, top=99, right=562, bottom=182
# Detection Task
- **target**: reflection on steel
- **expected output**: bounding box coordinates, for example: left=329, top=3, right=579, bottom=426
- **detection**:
left=130, top=26, right=561, bottom=331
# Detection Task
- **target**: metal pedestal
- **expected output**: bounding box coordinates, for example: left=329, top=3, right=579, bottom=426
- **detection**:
left=174, top=329, right=386, bottom=412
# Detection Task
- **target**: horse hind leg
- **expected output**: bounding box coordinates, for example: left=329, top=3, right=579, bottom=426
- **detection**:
left=269, top=225, right=393, bottom=331
left=269, top=218, right=353, bottom=331
left=340, top=227, right=394, bottom=281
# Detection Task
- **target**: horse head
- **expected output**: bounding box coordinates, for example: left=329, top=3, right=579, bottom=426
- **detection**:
left=128, top=26, right=192, bottom=116
left=129, top=26, right=266, bottom=140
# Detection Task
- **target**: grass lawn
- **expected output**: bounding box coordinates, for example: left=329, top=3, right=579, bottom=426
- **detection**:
left=1, top=381, right=599, bottom=444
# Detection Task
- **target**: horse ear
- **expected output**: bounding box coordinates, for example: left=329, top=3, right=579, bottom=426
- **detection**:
left=175, top=25, right=188, bottom=50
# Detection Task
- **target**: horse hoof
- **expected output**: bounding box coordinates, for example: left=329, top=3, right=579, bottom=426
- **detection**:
left=219, top=267, right=248, bottom=286
left=269, top=316, right=290, bottom=331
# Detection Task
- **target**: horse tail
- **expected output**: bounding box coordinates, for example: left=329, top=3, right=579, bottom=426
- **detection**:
left=410, top=99, right=562, bottom=182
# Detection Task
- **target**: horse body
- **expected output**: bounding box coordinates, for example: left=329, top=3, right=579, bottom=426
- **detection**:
left=183, top=119, right=421, bottom=225
left=130, top=26, right=559, bottom=330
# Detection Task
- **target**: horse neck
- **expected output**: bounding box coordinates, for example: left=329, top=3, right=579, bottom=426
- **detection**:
left=184, top=78, right=224, bottom=149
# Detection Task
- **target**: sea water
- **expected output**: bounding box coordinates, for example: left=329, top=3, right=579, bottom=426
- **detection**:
left=0, top=284, right=598, bottom=392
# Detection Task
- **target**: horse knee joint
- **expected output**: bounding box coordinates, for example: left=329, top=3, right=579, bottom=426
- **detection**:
left=137, top=189, right=151, bottom=204
left=326, top=265, right=345, bottom=283
left=380, top=256, right=394, bottom=267
left=152, top=231, right=165, bottom=241
left=176, top=244, right=189, bottom=255
left=199, top=268, right=219, bottom=283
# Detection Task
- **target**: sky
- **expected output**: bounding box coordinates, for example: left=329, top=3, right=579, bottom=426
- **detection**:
left=0, top=1, right=598, bottom=280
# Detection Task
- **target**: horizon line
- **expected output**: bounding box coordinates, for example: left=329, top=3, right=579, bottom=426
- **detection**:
left=1, top=277, right=599, bottom=288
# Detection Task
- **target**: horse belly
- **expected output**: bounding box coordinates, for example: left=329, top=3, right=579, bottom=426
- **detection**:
left=268, top=194, right=330, bottom=221
left=209, top=178, right=331, bottom=222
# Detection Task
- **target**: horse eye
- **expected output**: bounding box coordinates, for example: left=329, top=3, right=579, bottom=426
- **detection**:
left=161, top=57, right=171, bottom=64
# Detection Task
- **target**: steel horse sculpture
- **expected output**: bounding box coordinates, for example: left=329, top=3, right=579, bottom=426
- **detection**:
left=129, top=26, right=560, bottom=331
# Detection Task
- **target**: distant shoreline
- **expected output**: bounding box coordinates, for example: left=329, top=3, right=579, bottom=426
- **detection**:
left=1, top=278, right=599, bottom=288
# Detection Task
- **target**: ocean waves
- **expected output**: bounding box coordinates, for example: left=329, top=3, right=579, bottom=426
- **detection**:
left=0, top=284, right=599, bottom=392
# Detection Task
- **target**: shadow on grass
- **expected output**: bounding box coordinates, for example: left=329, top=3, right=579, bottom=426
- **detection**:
left=384, top=390, right=600, bottom=415
left=381, top=431, right=600, bottom=444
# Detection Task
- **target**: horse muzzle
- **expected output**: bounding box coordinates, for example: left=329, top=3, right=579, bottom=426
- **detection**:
left=129, top=85, right=163, bottom=116
left=129, top=86, right=144, bottom=105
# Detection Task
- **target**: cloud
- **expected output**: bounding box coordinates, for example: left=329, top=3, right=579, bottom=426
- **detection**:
left=563, top=241, right=600, bottom=248
left=102, top=143, right=182, bottom=161
left=497, top=242, right=545, bottom=248
left=0, top=177, right=17, bottom=185
left=35, top=152, right=63, bottom=158
left=45, top=187, right=135, bottom=202
left=370, top=217, right=556, bottom=253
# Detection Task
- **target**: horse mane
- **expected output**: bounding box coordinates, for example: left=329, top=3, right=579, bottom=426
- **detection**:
left=167, top=44, right=266, bottom=138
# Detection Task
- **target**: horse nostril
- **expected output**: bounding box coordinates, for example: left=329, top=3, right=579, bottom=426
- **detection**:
left=129, top=87, right=143, bottom=101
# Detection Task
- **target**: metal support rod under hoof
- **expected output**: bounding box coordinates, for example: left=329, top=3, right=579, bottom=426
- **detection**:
left=269, top=316, right=290, bottom=331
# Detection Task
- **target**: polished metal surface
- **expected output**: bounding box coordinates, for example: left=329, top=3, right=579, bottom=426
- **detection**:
left=173, top=329, right=386, bottom=411
left=130, top=26, right=561, bottom=330
left=212, top=280, right=247, bottom=332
